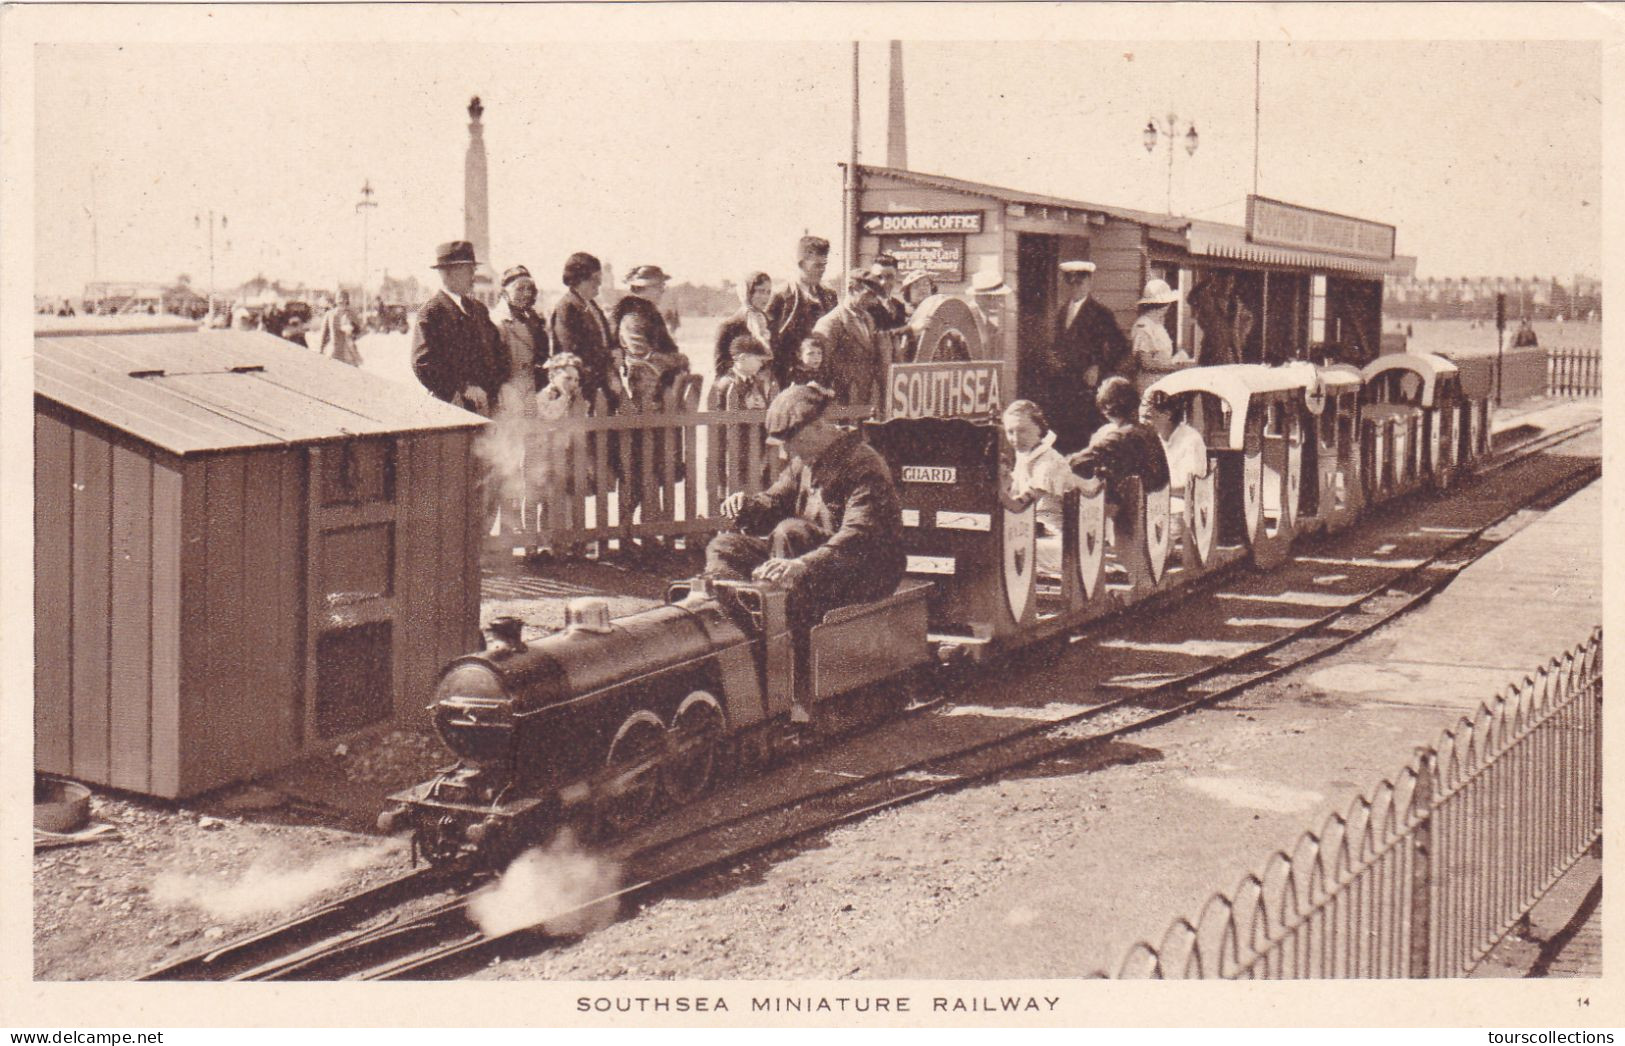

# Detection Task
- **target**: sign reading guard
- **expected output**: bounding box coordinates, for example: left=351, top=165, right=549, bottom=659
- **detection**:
left=901, top=465, right=958, bottom=484
left=889, top=361, right=1003, bottom=422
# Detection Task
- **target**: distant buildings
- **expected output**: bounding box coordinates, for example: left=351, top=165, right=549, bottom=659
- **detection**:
left=1384, top=274, right=1601, bottom=320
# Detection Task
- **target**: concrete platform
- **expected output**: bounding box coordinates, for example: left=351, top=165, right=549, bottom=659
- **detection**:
left=874, top=459, right=1601, bottom=979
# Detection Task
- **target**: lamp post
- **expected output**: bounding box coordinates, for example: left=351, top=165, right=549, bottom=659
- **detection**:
left=1142, top=112, right=1200, bottom=215
left=194, top=210, right=229, bottom=321
left=356, top=179, right=378, bottom=306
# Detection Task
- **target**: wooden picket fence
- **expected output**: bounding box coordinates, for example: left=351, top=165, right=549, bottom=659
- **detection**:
left=1547, top=347, right=1601, bottom=397
left=485, top=376, right=874, bottom=554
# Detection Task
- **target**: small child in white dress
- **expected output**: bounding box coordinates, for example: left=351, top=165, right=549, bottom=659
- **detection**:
left=1002, top=399, right=1090, bottom=576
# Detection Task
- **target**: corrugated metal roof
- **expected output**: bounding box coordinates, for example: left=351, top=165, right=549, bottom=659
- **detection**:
left=857, top=164, right=1190, bottom=232
left=1184, top=220, right=1417, bottom=278
left=35, top=329, right=484, bottom=456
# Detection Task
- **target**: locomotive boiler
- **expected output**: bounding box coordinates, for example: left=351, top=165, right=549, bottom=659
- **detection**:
left=380, top=577, right=931, bottom=864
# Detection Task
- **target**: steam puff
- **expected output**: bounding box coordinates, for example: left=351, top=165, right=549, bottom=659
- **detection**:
left=468, top=830, right=623, bottom=938
left=474, top=392, right=542, bottom=510
left=151, top=840, right=404, bottom=922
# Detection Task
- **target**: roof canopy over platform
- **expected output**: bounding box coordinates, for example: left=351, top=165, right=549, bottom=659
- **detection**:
left=36, top=328, right=482, bottom=456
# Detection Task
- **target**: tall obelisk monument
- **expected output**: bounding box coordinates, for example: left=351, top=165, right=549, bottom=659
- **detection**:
left=464, top=96, right=494, bottom=301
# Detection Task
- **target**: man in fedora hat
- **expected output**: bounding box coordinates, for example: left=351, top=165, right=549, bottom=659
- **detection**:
left=1045, top=259, right=1131, bottom=452
left=412, top=240, right=505, bottom=416
left=490, top=264, right=551, bottom=413
left=707, top=383, right=905, bottom=632
left=812, top=270, right=888, bottom=407
left=766, top=235, right=838, bottom=386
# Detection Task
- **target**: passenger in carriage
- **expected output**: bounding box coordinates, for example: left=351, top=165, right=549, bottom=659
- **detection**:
left=1067, top=377, right=1171, bottom=528
left=1145, top=390, right=1208, bottom=543
left=1001, top=400, right=1091, bottom=577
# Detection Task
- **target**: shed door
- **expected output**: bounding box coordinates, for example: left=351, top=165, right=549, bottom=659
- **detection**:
left=305, top=439, right=399, bottom=740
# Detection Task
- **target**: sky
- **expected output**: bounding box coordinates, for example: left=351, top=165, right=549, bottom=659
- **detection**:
left=33, top=37, right=1601, bottom=298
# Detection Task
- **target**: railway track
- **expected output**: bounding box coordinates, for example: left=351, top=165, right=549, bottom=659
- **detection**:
left=139, top=418, right=1599, bottom=982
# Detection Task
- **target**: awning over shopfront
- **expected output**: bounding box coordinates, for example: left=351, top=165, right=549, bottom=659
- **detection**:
left=1183, top=219, right=1417, bottom=279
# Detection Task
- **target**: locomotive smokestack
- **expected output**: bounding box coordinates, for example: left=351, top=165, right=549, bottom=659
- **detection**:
left=887, top=40, right=908, bottom=170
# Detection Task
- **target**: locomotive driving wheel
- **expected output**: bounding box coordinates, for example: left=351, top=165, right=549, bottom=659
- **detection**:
left=601, top=710, right=666, bottom=834
left=663, top=692, right=726, bottom=804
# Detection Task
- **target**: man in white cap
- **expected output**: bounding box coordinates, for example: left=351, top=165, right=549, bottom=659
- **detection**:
left=1046, top=259, right=1130, bottom=452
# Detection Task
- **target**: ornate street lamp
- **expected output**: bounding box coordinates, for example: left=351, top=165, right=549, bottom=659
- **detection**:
left=1143, top=111, right=1200, bottom=215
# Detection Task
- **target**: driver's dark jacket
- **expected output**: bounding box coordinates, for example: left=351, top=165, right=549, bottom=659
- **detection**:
left=733, top=429, right=905, bottom=602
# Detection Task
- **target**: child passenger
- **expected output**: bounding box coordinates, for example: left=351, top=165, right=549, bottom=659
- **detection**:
left=1002, top=399, right=1091, bottom=577
left=1145, top=390, right=1208, bottom=545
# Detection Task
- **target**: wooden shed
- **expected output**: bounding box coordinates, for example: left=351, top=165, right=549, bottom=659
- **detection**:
left=35, top=327, right=485, bottom=798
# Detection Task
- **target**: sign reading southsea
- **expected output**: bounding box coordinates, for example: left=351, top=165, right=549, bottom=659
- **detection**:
left=1245, top=195, right=1396, bottom=261
left=888, top=361, right=1003, bottom=421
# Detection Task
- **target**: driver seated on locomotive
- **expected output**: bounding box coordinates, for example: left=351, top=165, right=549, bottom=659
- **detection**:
left=1001, top=399, right=1092, bottom=578
left=1066, top=376, right=1171, bottom=535
left=705, top=383, right=906, bottom=629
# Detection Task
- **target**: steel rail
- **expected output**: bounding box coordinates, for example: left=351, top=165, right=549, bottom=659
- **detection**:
left=136, top=867, right=458, bottom=981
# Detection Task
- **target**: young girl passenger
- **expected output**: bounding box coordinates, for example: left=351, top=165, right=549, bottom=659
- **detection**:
left=1002, top=399, right=1090, bottom=576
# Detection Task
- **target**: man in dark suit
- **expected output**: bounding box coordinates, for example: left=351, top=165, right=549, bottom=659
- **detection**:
left=412, top=240, right=505, bottom=416
left=765, top=235, right=838, bottom=386
left=548, top=251, right=625, bottom=414
left=1046, top=259, right=1131, bottom=452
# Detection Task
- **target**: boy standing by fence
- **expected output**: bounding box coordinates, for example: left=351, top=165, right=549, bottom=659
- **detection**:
left=709, top=335, right=780, bottom=506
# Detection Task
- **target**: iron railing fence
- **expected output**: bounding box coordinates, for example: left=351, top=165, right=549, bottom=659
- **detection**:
left=1548, top=347, right=1602, bottom=397
left=1107, top=628, right=1602, bottom=979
